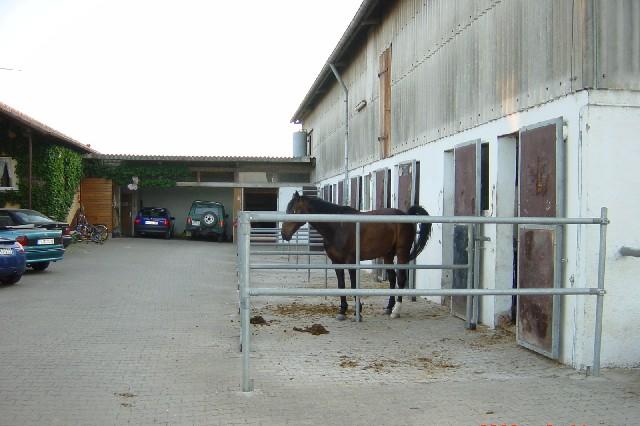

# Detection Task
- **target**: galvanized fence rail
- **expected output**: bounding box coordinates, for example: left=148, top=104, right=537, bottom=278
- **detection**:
left=237, top=208, right=609, bottom=392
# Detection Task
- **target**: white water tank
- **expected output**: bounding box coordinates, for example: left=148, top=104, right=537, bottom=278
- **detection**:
left=292, top=131, right=307, bottom=158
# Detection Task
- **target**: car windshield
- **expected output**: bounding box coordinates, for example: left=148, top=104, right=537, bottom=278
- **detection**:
left=13, top=210, right=54, bottom=224
left=193, top=205, right=221, bottom=215
left=140, top=208, right=167, bottom=217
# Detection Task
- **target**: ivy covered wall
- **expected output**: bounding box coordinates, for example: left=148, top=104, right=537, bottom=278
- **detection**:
left=0, top=139, right=84, bottom=221
left=83, top=160, right=191, bottom=188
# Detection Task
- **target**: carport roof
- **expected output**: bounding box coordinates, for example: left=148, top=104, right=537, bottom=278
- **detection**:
left=0, top=101, right=97, bottom=154
left=86, top=154, right=313, bottom=163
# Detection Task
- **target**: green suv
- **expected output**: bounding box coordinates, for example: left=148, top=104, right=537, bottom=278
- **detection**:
left=185, top=200, right=228, bottom=241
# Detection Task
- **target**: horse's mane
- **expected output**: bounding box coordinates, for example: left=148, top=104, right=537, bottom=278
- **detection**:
left=304, top=196, right=359, bottom=214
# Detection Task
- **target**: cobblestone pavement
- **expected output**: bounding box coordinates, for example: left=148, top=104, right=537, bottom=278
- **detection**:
left=0, top=239, right=638, bottom=425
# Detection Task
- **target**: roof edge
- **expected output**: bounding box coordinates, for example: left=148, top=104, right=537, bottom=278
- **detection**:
left=85, top=153, right=314, bottom=163
left=290, top=0, right=380, bottom=124
left=0, top=101, right=97, bottom=154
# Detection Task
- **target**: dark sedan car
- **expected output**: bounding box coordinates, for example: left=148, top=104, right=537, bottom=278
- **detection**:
left=134, top=207, right=175, bottom=239
left=0, top=208, right=73, bottom=247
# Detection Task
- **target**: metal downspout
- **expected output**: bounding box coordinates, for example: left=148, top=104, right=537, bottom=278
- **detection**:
left=329, top=63, right=349, bottom=206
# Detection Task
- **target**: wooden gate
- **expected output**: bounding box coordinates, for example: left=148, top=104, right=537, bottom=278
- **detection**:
left=517, top=118, right=564, bottom=359
left=80, top=178, right=113, bottom=230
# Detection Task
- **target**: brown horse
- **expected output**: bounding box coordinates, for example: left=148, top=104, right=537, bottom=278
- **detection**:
left=281, top=191, right=431, bottom=320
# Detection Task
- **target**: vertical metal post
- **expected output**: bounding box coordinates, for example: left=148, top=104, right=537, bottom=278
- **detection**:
left=307, top=227, right=311, bottom=283
left=592, top=207, right=608, bottom=376
left=465, top=224, right=475, bottom=329
left=239, top=213, right=253, bottom=392
left=355, top=221, right=361, bottom=322
left=472, top=227, right=480, bottom=328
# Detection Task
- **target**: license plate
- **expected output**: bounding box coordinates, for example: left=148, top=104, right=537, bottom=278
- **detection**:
left=145, top=221, right=158, bottom=225
left=37, top=238, right=55, bottom=245
left=192, top=220, right=200, bottom=226
left=0, top=248, right=12, bottom=255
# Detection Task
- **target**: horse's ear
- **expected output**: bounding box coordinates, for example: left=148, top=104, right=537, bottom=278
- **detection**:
left=293, top=191, right=300, bottom=199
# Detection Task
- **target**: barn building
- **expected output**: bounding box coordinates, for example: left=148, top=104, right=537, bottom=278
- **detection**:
left=291, top=0, right=640, bottom=369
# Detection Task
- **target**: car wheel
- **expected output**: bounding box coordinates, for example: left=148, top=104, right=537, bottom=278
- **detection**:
left=1, top=273, right=22, bottom=285
left=31, top=262, right=50, bottom=271
left=217, top=233, right=224, bottom=242
left=165, top=229, right=171, bottom=240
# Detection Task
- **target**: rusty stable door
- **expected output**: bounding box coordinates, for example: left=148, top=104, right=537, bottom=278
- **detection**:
left=517, top=118, right=565, bottom=359
left=397, top=161, right=420, bottom=291
left=374, top=168, right=391, bottom=281
left=452, top=141, right=481, bottom=321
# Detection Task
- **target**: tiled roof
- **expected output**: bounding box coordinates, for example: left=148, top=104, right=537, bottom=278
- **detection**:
left=86, top=153, right=313, bottom=163
left=0, top=101, right=97, bottom=154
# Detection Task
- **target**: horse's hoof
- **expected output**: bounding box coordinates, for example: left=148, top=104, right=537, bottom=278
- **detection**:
left=336, top=313, right=346, bottom=321
left=383, top=308, right=392, bottom=315
left=390, top=303, right=402, bottom=319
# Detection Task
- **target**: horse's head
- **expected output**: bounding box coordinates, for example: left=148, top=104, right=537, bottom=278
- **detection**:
left=281, top=191, right=308, bottom=241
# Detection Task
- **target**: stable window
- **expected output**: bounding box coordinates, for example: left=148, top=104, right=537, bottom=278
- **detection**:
left=0, top=157, right=17, bottom=190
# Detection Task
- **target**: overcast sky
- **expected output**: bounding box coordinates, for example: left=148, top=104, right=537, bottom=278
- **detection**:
left=0, top=0, right=362, bottom=156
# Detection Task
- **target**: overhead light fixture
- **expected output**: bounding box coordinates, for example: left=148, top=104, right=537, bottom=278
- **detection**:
left=355, top=100, right=367, bottom=112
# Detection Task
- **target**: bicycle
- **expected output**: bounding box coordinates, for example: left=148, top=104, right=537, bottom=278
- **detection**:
left=72, top=207, right=110, bottom=244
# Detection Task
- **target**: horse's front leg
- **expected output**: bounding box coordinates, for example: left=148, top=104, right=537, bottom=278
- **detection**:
left=335, top=268, right=348, bottom=321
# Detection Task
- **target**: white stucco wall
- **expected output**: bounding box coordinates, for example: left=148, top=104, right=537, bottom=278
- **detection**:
left=574, top=91, right=640, bottom=368
left=314, top=89, right=640, bottom=369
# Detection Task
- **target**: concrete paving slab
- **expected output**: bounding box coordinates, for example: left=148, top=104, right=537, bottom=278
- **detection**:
left=0, top=238, right=637, bottom=425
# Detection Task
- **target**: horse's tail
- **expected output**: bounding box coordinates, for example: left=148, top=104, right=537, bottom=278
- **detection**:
left=407, top=205, right=432, bottom=261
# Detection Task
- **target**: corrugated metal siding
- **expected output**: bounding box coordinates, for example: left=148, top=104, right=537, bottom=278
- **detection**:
left=596, top=0, right=640, bottom=89
left=307, top=0, right=640, bottom=182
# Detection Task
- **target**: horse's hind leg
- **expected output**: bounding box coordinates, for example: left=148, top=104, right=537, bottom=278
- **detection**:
left=335, top=268, right=348, bottom=321
left=390, top=253, right=409, bottom=319
left=383, top=254, right=396, bottom=315
left=347, top=268, right=363, bottom=319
